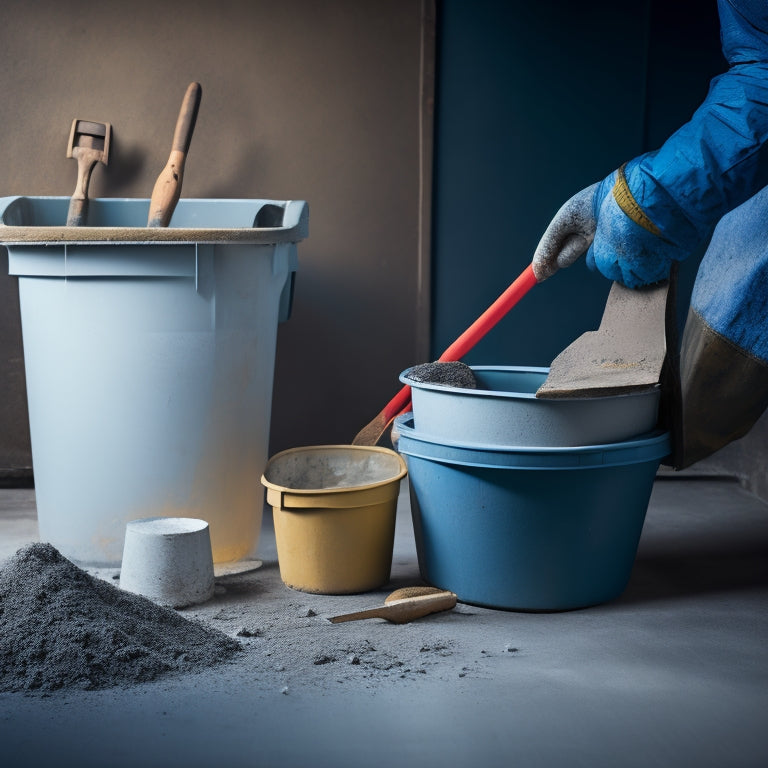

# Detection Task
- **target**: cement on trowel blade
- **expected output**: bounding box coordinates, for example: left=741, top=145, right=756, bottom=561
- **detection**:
left=536, top=280, right=669, bottom=399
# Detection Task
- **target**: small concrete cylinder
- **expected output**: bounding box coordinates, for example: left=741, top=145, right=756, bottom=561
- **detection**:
left=120, top=517, right=215, bottom=608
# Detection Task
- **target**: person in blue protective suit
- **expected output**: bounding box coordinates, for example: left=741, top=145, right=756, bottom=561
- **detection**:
left=532, top=0, right=768, bottom=468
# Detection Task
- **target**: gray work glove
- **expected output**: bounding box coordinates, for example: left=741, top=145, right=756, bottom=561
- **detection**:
left=532, top=183, right=598, bottom=281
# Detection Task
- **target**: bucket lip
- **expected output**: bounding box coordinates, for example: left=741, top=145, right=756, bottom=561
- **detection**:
left=394, top=415, right=671, bottom=469
left=0, top=195, right=308, bottom=246
left=261, top=444, right=407, bottom=494
left=400, top=364, right=660, bottom=403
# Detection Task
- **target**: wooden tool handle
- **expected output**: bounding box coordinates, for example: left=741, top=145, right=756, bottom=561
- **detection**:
left=147, top=82, right=202, bottom=227
left=172, top=82, right=202, bottom=154
left=329, top=607, right=390, bottom=624
left=66, top=150, right=100, bottom=226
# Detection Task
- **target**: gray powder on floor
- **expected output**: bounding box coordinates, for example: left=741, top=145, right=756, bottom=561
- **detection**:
left=0, top=543, right=241, bottom=694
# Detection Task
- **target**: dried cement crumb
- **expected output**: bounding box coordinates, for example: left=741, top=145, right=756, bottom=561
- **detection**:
left=237, top=627, right=263, bottom=638
left=0, top=543, right=241, bottom=694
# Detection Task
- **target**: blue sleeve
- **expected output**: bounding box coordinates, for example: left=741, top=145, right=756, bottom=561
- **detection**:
left=625, top=0, right=768, bottom=253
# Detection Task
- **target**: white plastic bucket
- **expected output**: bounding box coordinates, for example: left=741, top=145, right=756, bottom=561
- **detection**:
left=2, top=196, right=308, bottom=566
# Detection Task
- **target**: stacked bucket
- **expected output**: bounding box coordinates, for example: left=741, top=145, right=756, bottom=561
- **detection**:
left=395, top=365, right=671, bottom=611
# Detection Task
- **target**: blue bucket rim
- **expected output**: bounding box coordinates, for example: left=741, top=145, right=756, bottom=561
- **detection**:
left=400, top=364, right=660, bottom=403
left=394, top=414, right=671, bottom=470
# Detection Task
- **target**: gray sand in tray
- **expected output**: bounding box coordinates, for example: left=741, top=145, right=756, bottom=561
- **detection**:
left=0, top=543, right=240, bottom=694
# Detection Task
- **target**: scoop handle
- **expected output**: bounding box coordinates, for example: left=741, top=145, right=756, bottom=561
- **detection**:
left=328, top=607, right=391, bottom=624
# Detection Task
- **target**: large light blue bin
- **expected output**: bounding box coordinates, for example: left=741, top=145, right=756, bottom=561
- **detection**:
left=1, top=196, right=308, bottom=566
left=395, top=414, right=670, bottom=611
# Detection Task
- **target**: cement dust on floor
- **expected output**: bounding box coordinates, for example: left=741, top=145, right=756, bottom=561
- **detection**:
left=1, top=478, right=768, bottom=768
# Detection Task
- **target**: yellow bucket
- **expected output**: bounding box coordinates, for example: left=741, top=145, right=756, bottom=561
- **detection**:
left=261, top=445, right=407, bottom=594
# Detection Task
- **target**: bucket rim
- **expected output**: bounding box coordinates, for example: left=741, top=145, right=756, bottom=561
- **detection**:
left=261, top=444, right=407, bottom=495
left=394, top=415, right=670, bottom=470
left=0, top=195, right=308, bottom=246
left=400, top=364, right=660, bottom=403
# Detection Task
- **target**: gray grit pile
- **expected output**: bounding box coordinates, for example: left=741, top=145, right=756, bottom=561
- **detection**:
left=0, top=543, right=506, bottom=698
left=0, top=543, right=241, bottom=694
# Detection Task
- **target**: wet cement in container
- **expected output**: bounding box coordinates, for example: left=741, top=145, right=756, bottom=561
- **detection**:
left=0, top=543, right=241, bottom=693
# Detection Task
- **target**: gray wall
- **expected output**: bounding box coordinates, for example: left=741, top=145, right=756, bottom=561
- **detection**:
left=0, top=0, right=433, bottom=478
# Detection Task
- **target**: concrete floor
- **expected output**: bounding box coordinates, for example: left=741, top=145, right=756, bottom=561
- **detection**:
left=1, top=477, right=768, bottom=768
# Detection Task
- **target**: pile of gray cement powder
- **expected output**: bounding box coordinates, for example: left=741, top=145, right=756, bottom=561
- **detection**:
left=0, top=543, right=240, bottom=693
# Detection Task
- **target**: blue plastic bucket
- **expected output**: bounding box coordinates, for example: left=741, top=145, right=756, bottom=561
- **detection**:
left=2, top=196, right=308, bottom=566
left=395, top=414, right=670, bottom=611
left=400, top=365, right=660, bottom=447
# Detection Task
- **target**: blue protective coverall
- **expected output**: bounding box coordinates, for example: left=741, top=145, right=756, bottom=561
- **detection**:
left=533, top=0, right=768, bottom=467
left=587, top=0, right=768, bottom=293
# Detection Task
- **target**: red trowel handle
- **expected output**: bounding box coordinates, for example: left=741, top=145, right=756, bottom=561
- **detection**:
left=438, top=262, right=538, bottom=361
left=352, top=263, right=539, bottom=445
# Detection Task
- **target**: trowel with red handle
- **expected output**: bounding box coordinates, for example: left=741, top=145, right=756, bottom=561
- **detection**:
left=352, top=249, right=677, bottom=445
left=353, top=264, right=539, bottom=446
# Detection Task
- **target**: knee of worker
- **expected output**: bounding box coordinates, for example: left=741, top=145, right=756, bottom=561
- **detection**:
left=678, top=307, right=768, bottom=468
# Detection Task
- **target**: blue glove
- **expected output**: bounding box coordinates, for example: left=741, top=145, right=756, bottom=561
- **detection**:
left=531, top=169, right=684, bottom=287
left=531, top=183, right=598, bottom=281
left=535, top=0, right=768, bottom=289
left=585, top=162, right=693, bottom=288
